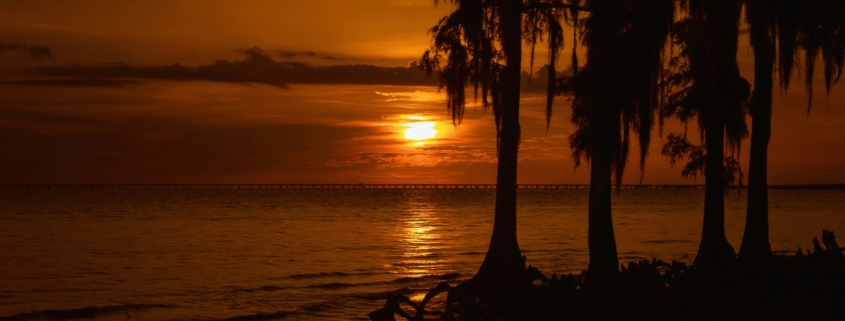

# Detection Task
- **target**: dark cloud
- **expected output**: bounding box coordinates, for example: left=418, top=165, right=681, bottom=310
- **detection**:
left=277, top=50, right=319, bottom=59
left=0, top=43, right=53, bottom=60
left=1, top=78, right=142, bottom=87
left=276, top=50, right=409, bottom=66
left=8, top=46, right=437, bottom=88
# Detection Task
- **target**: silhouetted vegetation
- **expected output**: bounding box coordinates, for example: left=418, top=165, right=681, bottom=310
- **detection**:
left=660, top=0, right=751, bottom=271
left=372, top=0, right=845, bottom=319
left=559, top=0, right=676, bottom=281
left=420, top=0, right=558, bottom=292
left=740, top=0, right=845, bottom=262
left=371, top=230, right=845, bottom=320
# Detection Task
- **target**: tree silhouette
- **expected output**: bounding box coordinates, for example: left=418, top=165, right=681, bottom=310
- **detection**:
left=559, top=0, right=675, bottom=280
left=424, top=0, right=677, bottom=285
left=421, top=0, right=572, bottom=289
left=740, top=0, right=845, bottom=261
left=661, top=0, right=750, bottom=271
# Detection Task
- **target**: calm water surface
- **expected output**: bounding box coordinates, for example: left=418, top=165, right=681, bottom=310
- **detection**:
left=1, top=189, right=843, bottom=320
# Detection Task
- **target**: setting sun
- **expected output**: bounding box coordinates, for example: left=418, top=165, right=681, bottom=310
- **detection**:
left=4, top=1, right=845, bottom=320
left=403, top=121, right=437, bottom=140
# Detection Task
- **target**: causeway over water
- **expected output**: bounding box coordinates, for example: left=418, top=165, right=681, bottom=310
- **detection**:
left=2, top=184, right=843, bottom=190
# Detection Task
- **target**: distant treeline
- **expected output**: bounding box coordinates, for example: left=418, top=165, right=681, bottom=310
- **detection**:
left=758, top=184, right=845, bottom=190
left=720, top=184, right=845, bottom=190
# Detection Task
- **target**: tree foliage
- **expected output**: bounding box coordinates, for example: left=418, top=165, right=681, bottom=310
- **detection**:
left=559, top=0, right=676, bottom=186
left=660, top=1, right=752, bottom=190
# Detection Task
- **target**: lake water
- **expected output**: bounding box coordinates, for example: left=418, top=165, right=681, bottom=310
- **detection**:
left=1, top=189, right=844, bottom=320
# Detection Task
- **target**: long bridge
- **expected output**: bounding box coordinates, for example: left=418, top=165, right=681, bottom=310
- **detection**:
left=0, top=184, right=699, bottom=190
left=2, top=184, right=842, bottom=190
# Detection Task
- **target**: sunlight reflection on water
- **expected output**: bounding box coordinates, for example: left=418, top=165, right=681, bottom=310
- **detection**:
left=398, top=191, right=451, bottom=277
left=2, top=189, right=844, bottom=321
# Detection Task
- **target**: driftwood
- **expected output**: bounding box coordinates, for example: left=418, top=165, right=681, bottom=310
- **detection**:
left=372, top=230, right=845, bottom=321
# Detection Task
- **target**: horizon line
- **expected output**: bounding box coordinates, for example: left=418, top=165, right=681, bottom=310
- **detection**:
left=3, top=183, right=845, bottom=190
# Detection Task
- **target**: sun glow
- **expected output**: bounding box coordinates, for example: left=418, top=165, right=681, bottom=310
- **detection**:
left=403, top=121, right=437, bottom=140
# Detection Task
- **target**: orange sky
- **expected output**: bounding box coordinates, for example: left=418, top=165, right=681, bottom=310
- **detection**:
left=1, top=0, right=843, bottom=184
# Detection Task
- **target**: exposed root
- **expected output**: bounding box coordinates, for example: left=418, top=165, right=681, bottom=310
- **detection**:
left=368, top=282, right=452, bottom=321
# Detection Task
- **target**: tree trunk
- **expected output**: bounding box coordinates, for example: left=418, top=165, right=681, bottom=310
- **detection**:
left=475, top=0, right=523, bottom=288
left=587, top=146, right=618, bottom=279
left=695, top=110, right=736, bottom=269
left=583, top=1, right=619, bottom=281
left=693, top=0, right=738, bottom=270
left=739, top=7, right=773, bottom=261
